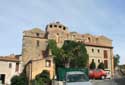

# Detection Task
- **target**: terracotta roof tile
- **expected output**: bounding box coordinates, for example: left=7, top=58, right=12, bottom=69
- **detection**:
left=0, top=55, right=20, bottom=62
left=83, top=42, right=113, bottom=48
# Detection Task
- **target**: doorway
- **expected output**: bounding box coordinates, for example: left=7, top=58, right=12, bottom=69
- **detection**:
left=0, top=74, right=5, bottom=84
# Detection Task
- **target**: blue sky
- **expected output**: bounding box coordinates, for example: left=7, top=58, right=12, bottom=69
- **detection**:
left=0, top=0, right=125, bottom=64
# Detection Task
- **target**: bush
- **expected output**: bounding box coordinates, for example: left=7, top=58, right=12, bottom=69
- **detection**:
left=11, top=73, right=28, bottom=85
left=98, top=62, right=105, bottom=70
left=34, top=70, right=51, bottom=85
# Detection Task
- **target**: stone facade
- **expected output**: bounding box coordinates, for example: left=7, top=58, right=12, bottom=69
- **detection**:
left=22, top=22, right=114, bottom=81
left=83, top=34, right=114, bottom=76
left=22, top=28, right=55, bottom=80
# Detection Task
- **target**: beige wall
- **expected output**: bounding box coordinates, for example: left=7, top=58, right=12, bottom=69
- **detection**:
left=31, top=57, right=55, bottom=79
left=86, top=46, right=113, bottom=71
left=0, top=61, right=21, bottom=84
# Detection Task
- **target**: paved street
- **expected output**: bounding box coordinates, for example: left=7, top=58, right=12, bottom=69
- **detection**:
left=91, top=78, right=125, bottom=85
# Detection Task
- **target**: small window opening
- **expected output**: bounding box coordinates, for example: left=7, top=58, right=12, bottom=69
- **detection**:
left=98, top=59, right=100, bottom=63
left=59, top=25, right=62, bottom=28
left=9, top=63, right=12, bottom=68
left=98, top=49, right=100, bottom=53
left=37, top=40, right=40, bottom=47
left=50, top=25, right=52, bottom=28
left=54, top=25, right=57, bottom=27
left=63, top=27, right=66, bottom=30
left=36, top=33, right=39, bottom=37
left=46, top=60, right=51, bottom=67
left=92, top=49, right=94, bottom=52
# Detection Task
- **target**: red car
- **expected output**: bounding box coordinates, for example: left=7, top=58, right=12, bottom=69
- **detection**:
left=89, top=69, right=107, bottom=79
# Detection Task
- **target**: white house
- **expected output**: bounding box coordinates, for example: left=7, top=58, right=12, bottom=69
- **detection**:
left=0, top=54, right=22, bottom=85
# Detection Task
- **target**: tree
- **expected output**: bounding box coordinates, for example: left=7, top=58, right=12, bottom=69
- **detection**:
left=98, top=62, right=105, bottom=70
left=62, top=40, right=89, bottom=68
left=90, top=61, right=96, bottom=70
left=114, top=54, right=120, bottom=68
left=48, top=40, right=89, bottom=68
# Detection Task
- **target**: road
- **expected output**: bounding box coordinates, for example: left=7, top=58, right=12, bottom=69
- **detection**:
left=91, top=78, right=125, bottom=85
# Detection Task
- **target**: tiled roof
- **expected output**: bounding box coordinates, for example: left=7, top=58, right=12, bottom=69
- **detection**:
left=84, top=42, right=113, bottom=48
left=0, top=55, right=20, bottom=62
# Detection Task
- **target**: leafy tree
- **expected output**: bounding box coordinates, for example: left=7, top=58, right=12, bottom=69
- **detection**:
left=90, top=61, right=96, bottom=70
left=48, top=40, right=89, bottom=68
left=114, top=54, right=120, bottom=68
left=62, top=40, right=89, bottom=68
left=98, top=62, right=105, bottom=70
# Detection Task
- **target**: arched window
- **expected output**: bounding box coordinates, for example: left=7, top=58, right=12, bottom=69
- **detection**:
left=98, top=49, right=100, bottom=53
left=92, top=49, right=94, bottom=53
left=36, top=33, right=39, bottom=37
left=88, top=37, right=91, bottom=42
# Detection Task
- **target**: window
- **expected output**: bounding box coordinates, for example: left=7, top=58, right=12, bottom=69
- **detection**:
left=59, top=25, right=62, bottom=28
left=9, top=63, right=12, bottom=68
left=15, top=63, right=19, bottom=72
left=98, top=49, right=100, bottom=53
left=45, top=60, right=51, bottom=67
left=49, top=25, right=52, bottom=28
left=98, top=59, right=100, bottom=63
left=36, top=40, right=40, bottom=47
left=73, top=35, right=75, bottom=37
left=54, top=25, right=57, bottom=27
left=36, top=33, right=39, bottom=37
left=63, top=27, right=66, bottom=30
left=88, top=37, right=91, bottom=42
left=92, top=49, right=94, bottom=53
left=104, top=50, right=108, bottom=58
left=104, top=60, right=108, bottom=68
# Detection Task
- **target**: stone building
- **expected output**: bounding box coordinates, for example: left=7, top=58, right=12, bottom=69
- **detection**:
left=0, top=54, right=22, bottom=85
left=82, top=34, right=114, bottom=76
left=22, top=28, right=55, bottom=81
left=22, top=22, right=114, bottom=82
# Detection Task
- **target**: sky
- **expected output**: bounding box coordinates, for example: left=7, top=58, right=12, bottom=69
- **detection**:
left=0, top=0, right=125, bottom=64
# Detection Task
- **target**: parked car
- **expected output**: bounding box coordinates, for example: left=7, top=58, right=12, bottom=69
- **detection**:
left=89, top=69, right=107, bottom=79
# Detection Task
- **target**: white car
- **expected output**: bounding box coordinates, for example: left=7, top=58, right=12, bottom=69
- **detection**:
left=105, top=70, right=111, bottom=79
left=65, top=71, right=92, bottom=85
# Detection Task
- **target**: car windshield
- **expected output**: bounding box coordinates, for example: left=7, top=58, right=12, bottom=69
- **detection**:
left=66, top=74, right=89, bottom=82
